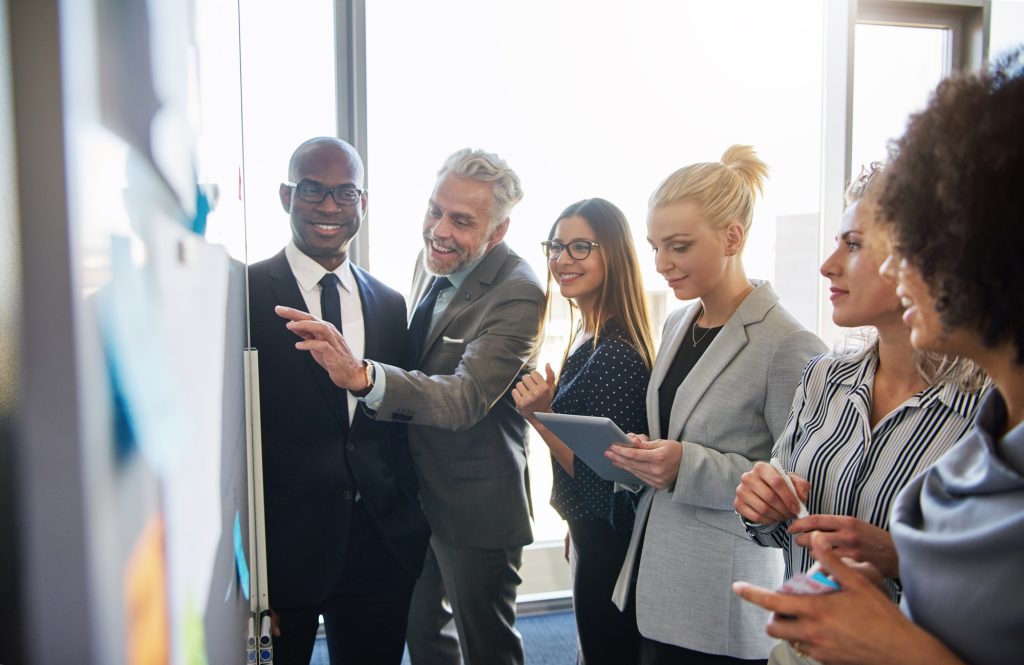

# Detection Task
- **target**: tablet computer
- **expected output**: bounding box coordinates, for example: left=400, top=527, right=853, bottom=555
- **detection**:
left=533, top=412, right=641, bottom=484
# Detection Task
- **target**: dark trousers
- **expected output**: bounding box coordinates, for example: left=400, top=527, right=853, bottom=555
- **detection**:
left=568, top=518, right=640, bottom=665
left=406, top=536, right=524, bottom=665
left=640, top=638, right=768, bottom=665
left=271, top=503, right=416, bottom=665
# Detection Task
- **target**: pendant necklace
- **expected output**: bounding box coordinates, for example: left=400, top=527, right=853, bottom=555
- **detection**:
left=691, top=307, right=713, bottom=347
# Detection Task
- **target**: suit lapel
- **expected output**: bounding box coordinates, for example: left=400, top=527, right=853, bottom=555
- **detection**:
left=660, top=282, right=779, bottom=442
left=646, top=303, right=700, bottom=439
left=350, top=266, right=380, bottom=432
left=267, top=251, right=350, bottom=433
left=665, top=314, right=748, bottom=441
left=408, top=256, right=432, bottom=325
left=414, top=242, right=510, bottom=366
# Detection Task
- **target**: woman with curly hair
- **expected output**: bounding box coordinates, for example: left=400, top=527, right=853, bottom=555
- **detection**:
left=513, top=198, right=653, bottom=665
left=733, top=48, right=1024, bottom=665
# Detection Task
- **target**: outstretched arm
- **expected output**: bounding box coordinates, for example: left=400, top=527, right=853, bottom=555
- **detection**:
left=373, top=282, right=544, bottom=431
left=275, top=305, right=370, bottom=391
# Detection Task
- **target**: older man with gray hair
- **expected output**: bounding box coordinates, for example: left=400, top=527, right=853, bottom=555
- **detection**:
left=278, top=148, right=545, bottom=665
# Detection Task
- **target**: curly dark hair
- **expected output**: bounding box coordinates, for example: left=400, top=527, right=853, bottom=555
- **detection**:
left=878, top=47, right=1024, bottom=363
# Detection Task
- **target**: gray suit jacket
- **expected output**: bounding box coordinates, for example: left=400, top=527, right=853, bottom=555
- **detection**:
left=614, top=281, right=825, bottom=659
left=370, top=242, right=545, bottom=550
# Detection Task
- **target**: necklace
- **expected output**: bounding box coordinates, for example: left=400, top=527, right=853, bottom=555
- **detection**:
left=691, top=308, right=713, bottom=347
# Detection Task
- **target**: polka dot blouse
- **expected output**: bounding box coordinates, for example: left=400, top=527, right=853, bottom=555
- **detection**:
left=549, top=323, right=650, bottom=533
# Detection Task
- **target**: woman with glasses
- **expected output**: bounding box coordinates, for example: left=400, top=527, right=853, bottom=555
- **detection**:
left=732, top=164, right=986, bottom=665
left=513, top=198, right=654, bottom=665
left=733, top=49, right=1024, bottom=665
left=606, top=146, right=825, bottom=664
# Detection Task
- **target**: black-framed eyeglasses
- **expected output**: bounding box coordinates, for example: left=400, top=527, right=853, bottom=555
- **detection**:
left=288, top=180, right=366, bottom=206
left=541, top=239, right=600, bottom=261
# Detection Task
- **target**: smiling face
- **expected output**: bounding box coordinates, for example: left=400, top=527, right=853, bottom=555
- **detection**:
left=280, top=142, right=366, bottom=271
left=422, top=174, right=508, bottom=275
left=886, top=256, right=956, bottom=354
left=819, top=199, right=902, bottom=328
left=549, top=215, right=605, bottom=314
left=646, top=201, right=735, bottom=301
left=879, top=250, right=980, bottom=356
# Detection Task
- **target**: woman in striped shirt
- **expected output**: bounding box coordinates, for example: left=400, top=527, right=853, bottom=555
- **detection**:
left=733, top=165, right=987, bottom=664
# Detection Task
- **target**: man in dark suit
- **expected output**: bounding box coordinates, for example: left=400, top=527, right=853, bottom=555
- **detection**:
left=277, top=148, right=545, bottom=665
left=248, top=137, right=430, bottom=665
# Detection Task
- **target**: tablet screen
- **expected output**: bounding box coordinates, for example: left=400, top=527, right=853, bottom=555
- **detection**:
left=533, top=412, right=641, bottom=485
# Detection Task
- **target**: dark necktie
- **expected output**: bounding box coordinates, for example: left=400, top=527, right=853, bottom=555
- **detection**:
left=318, top=272, right=344, bottom=334
left=406, top=276, right=451, bottom=366
left=318, top=272, right=349, bottom=423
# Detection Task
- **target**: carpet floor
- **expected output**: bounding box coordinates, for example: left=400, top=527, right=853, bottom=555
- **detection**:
left=308, top=610, right=578, bottom=664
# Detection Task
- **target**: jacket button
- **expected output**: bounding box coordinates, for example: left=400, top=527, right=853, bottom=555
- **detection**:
left=342, top=490, right=354, bottom=501
left=347, top=444, right=355, bottom=452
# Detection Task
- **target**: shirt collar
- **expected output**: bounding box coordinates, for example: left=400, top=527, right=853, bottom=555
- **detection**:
left=443, top=253, right=486, bottom=290
left=917, top=382, right=987, bottom=421
left=285, top=240, right=355, bottom=294
left=955, top=388, right=1024, bottom=480
left=826, top=347, right=982, bottom=422
left=825, top=348, right=877, bottom=389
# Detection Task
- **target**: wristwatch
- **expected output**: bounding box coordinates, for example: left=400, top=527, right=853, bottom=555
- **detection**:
left=351, top=360, right=375, bottom=398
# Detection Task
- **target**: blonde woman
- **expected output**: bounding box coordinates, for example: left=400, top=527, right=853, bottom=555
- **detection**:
left=514, top=198, right=654, bottom=664
left=607, top=146, right=826, bottom=664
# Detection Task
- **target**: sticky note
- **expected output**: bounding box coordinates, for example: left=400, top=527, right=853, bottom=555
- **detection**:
left=234, top=511, right=250, bottom=601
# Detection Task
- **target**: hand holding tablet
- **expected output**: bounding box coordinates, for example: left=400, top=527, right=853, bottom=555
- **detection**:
left=533, top=412, right=641, bottom=484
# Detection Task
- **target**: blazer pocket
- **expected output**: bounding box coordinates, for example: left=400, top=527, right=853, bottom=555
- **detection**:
left=447, top=456, right=513, bottom=480
left=694, top=506, right=750, bottom=539
left=427, top=343, right=466, bottom=372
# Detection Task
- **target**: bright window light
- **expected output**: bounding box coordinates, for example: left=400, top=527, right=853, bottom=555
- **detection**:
left=365, top=0, right=826, bottom=543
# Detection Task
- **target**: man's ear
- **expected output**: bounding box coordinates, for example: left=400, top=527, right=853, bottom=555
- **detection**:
left=279, top=183, right=293, bottom=213
left=358, top=190, right=369, bottom=219
left=489, top=218, right=510, bottom=247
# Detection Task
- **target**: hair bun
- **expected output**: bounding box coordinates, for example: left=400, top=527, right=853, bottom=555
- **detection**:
left=721, top=144, right=769, bottom=200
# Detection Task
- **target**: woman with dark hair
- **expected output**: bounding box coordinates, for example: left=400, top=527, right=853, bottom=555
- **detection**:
left=513, top=198, right=654, bottom=664
left=733, top=48, right=1024, bottom=665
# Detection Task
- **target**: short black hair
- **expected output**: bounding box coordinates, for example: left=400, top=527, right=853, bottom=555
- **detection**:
left=879, top=47, right=1024, bottom=363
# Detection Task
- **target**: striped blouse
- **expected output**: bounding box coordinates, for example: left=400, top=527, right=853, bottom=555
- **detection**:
left=745, top=349, right=984, bottom=600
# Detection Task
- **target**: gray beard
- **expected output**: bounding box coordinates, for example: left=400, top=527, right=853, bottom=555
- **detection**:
left=423, top=239, right=488, bottom=276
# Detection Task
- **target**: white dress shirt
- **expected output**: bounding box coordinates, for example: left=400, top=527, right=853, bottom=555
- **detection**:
left=285, top=241, right=364, bottom=425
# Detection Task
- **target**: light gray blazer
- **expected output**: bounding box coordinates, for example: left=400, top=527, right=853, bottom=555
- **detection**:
left=370, top=242, right=545, bottom=550
left=614, top=281, right=825, bottom=659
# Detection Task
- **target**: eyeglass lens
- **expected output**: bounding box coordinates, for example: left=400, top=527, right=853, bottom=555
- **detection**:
left=544, top=241, right=596, bottom=260
left=295, top=181, right=362, bottom=205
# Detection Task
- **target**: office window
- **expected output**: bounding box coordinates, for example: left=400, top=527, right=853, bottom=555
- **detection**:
left=990, top=1, right=1024, bottom=58
left=850, top=23, right=949, bottom=172
left=234, top=0, right=338, bottom=265
left=364, top=0, right=827, bottom=555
